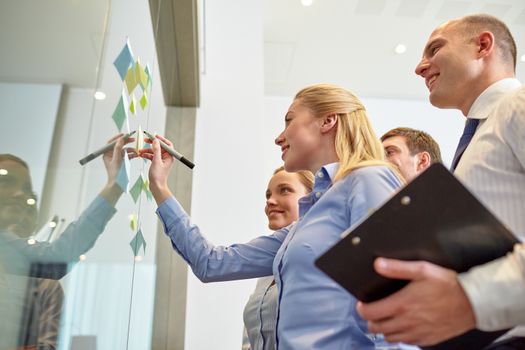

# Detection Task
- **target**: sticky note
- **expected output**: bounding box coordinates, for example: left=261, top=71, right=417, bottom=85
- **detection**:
left=111, top=91, right=128, bottom=131
left=137, top=125, right=144, bottom=152
left=116, top=152, right=130, bottom=193
left=136, top=61, right=149, bottom=91
left=129, top=213, right=138, bottom=232
left=140, top=92, right=148, bottom=110
left=125, top=66, right=139, bottom=94
left=129, top=95, right=136, bottom=115
left=145, top=64, right=153, bottom=88
left=143, top=179, right=153, bottom=201
left=130, top=174, right=144, bottom=203
left=129, top=228, right=146, bottom=256
left=113, top=39, right=134, bottom=80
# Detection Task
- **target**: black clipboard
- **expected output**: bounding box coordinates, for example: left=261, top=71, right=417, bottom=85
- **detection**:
left=314, top=163, right=519, bottom=349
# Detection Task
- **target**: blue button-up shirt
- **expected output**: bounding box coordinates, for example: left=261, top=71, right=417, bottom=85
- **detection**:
left=157, top=164, right=412, bottom=349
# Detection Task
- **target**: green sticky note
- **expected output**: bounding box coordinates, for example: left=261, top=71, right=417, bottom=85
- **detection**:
left=111, top=92, right=128, bottom=131
left=145, top=64, right=153, bottom=89
left=140, top=92, right=148, bottom=110
left=129, top=228, right=146, bottom=256
left=129, top=213, right=138, bottom=231
left=130, top=175, right=144, bottom=203
left=129, top=95, right=136, bottom=115
left=143, top=179, right=153, bottom=201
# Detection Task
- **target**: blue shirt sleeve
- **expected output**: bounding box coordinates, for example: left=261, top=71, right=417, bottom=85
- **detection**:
left=156, top=196, right=287, bottom=282
left=0, top=196, right=116, bottom=278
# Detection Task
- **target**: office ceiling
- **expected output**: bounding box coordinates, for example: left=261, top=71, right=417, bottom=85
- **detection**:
left=1, top=0, right=525, bottom=102
left=264, top=0, right=525, bottom=99
left=0, top=0, right=109, bottom=88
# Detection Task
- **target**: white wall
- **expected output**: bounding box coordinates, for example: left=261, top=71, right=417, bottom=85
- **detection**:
left=0, top=82, right=62, bottom=200
left=188, top=0, right=267, bottom=349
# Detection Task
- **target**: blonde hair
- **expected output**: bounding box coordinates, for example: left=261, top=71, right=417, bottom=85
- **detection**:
left=273, top=166, right=314, bottom=193
left=294, top=84, right=393, bottom=182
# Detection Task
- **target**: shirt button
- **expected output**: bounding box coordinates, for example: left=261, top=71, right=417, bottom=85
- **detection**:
left=315, top=192, right=321, bottom=198
left=317, top=172, right=324, bottom=178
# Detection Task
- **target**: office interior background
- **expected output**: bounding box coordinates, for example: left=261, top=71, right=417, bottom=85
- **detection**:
left=1, top=0, right=524, bottom=349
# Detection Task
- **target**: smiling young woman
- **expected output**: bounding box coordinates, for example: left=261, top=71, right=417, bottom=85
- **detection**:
left=141, top=83, right=412, bottom=350
left=243, top=166, right=313, bottom=350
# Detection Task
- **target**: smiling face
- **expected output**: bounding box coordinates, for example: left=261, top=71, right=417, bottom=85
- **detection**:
left=0, top=159, right=38, bottom=237
left=415, top=21, right=484, bottom=114
left=274, top=100, right=323, bottom=173
left=264, top=170, right=309, bottom=230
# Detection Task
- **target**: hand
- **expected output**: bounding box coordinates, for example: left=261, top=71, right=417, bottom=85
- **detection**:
left=102, top=133, right=136, bottom=188
left=139, top=134, right=174, bottom=204
left=356, top=258, right=476, bottom=346
left=100, top=133, right=136, bottom=205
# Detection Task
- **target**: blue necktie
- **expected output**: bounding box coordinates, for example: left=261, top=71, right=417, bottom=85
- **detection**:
left=451, top=118, right=479, bottom=171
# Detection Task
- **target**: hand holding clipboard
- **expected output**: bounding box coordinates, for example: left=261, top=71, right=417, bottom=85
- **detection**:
left=315, top=163, right=519, bottom=349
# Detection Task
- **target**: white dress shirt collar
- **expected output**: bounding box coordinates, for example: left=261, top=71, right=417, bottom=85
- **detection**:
left=467, top=78, right=521, bottom=120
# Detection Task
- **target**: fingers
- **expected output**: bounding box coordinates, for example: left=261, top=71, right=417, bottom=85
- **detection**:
left=143, top=134, right=172, bottom=146
left=373, top=258, right=431, bottom=281
left=382, top=330, right=421, bottom=346
left=123, top=137, right=135, bottom=145
left=105, top=135, right=135, bottom=156
left=367, top=313, right=412, bottom=335
left=107, top=133, right=124, bottom=143
left=125, top=148, right=138, bottom=160
left=155, top=134, right=173, bottom=147
left=139, top=148, right=154, bottom=156
left=357, top=289, right=405, bottom=322
left=152, top=138, right=163, bottom=163
left=141, top=152, right=154, bottom=161
left=357, top=259, right=434, bottom=322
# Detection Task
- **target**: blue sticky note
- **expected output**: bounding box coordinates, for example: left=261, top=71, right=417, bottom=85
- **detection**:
left=113, top=39, right=134, bottom=80
left=111, top=92, right=128, bottom=131
left=130, top=228, right=146, bottom=256
left=116, top=152, right=130, bottom=193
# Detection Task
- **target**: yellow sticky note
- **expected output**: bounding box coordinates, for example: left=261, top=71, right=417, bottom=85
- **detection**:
left=136, top=61, right=149, bottom=91
left=129, top=213, right=138, bottom=231
left=125, top=66, right=138, bottom=93
left=136, top=125, right=144, bottom=152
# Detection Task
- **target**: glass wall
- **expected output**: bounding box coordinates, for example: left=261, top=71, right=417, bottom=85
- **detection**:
left=0, top=1, right=167, bottom=349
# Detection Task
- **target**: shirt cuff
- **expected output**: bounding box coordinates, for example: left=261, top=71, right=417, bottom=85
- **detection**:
left=156, top=196, right=187, bottom=233
left=458, top=244, right=525, bottom=331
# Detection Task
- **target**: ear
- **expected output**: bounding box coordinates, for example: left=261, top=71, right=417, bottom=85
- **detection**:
left=477, top=31, right=495, bottom=59
left=320, top=113, right=338, bottom=134
left=416, top=152, right=431, bottom=172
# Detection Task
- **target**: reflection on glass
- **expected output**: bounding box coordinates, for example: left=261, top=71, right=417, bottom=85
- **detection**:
left=0, top=154, right=65, bottom=349
left=0, top=145, right=126, bottom=348
left=1, top=0, right=162, bottom=348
